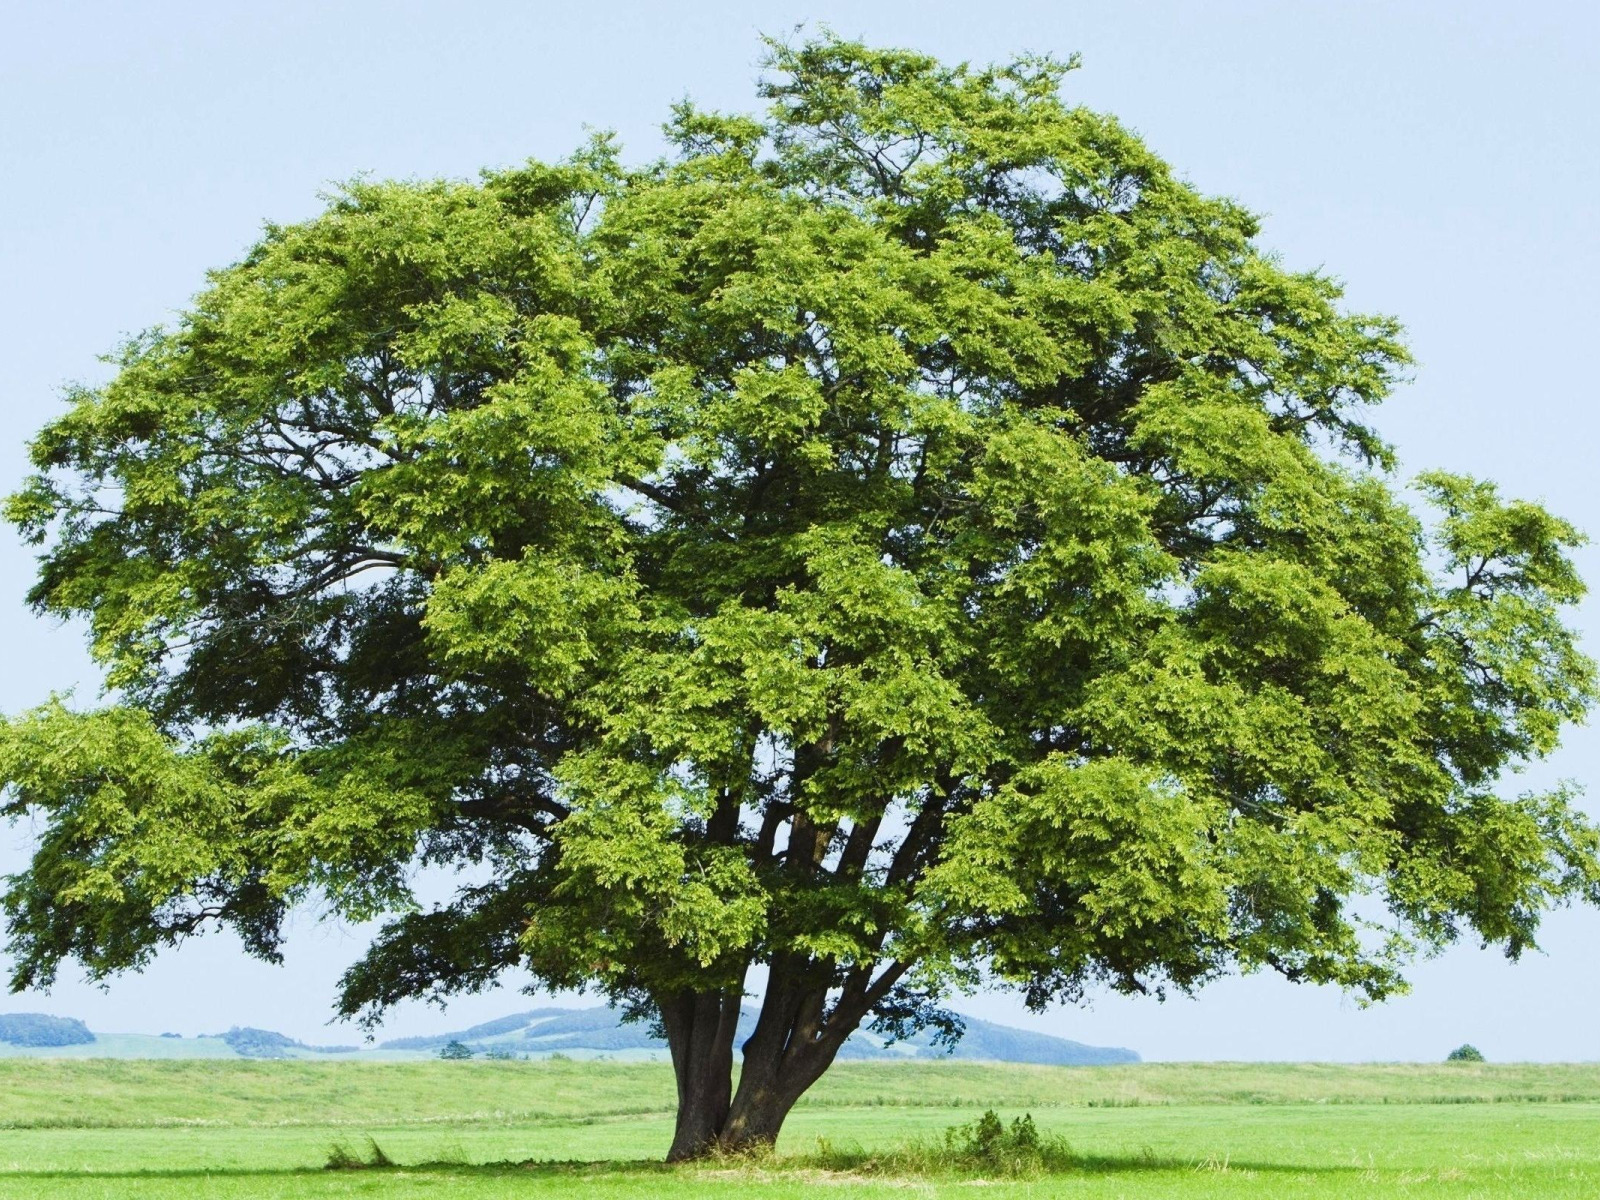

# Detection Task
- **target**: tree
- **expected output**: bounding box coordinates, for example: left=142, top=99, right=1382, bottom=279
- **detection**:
left=3, top=34, right=1599, bottom=1160
left=438, top=1040, right=475, bottom=1061
left=1446, top=1044, right=1485, bottom=1062
left=0, top=1013, right=93, bottom=1048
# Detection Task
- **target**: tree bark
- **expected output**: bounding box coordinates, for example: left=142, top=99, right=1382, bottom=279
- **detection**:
left=719, top=1001, right=842, bottom=1150
left=659, top=989, right=742, bottom=1162
left=716, top=962, right=865, bottom=1152
left=656, top=974, right=847, bottom=1158
left=656, top=959, right=910, bottom=1158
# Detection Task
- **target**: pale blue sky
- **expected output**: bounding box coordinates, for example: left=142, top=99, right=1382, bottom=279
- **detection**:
left=2, top=1, right=1597, bottom=1060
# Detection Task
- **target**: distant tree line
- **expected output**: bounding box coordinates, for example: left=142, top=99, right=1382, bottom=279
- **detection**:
left=214, top=1027, right=358, bottom=1058
left=0, top=1013, right=93, bottom=1047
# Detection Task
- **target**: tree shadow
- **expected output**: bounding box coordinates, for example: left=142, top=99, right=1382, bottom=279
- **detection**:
left=0, top=1151, right=1364, bottom=1184
left=0, top=1160, right=662, bottom=1184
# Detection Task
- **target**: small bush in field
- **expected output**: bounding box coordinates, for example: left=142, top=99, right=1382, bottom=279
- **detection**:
left=793, top=1110, right=1068, bottom=1178
left=325, top=1138, right=393, bottom=1170
left=1447, top=1044, right=1485, bottom=1062
left=942, top=1110, right=1048, bottom=1173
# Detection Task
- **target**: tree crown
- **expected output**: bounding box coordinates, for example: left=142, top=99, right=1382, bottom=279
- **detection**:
left=4, top=37, right=1597, bottom=1057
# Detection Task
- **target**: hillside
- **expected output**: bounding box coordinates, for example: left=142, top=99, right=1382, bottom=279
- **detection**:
left=0, top=1006, right=1138, bottom=1065
left=379, top=1006, right=1139, bottom=1065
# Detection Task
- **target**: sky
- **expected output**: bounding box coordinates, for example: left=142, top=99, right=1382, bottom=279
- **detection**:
left=2, top=1, right=1597, bottom=1062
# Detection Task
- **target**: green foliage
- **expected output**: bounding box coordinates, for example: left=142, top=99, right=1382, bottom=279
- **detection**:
left=1447, top=1044, right=1486, bottom=1063
left=438, top=1041, right=474, bottom=1061
left=4, top=30, right=1598, bottom=1136
left=937, top=1109, right=1051, bottom=1174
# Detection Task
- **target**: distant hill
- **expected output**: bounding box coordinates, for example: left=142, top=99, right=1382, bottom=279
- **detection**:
left=380, top=1006, right=1139, bottom=1066
left=839, top=1015, right=1139, bottom=1066
left=0, top=1006, right=1137, bottom=1065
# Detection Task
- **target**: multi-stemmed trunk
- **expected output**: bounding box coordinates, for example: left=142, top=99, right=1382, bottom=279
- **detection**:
left=659, top=794, right=918, bottom=1160
left=658, top=958, right=907, bottom=1160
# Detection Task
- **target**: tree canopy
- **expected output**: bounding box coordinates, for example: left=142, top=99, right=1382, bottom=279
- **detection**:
left=4, top=35, right=1599, bottom=1158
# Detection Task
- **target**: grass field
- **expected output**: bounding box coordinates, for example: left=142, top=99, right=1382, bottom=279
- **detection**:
left=3, top=1059, right=1599, bottom=1197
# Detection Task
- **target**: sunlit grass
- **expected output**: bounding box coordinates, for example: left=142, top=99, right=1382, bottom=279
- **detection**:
left=5, top=1057, right=1598, bottom=1129
left=3, top=1060, right=1599, bottom=1196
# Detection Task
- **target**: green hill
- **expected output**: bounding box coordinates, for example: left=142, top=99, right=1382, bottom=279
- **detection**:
left=379, top=1006, right=1139, bottom=1065
left=0, top=1006, right=1138, bottom=1064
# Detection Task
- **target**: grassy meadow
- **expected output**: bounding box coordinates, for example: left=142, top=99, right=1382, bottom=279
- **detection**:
left=3, top=1058, right=1599, bottom=1197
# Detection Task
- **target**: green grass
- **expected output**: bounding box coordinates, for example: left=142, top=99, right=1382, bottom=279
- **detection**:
left=2, top=1059, right=1598, bottom=1196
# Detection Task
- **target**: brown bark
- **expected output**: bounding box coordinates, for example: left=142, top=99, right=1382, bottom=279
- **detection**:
left=719, top=981, right=843, bottom=1150
left=656, top=959, right=911, bottom=1158
left=720, top=957, right=910, bottom=1153
left=659, top=989, right=742, bottom=1162
left=656, top=973, right=857, bottom=1158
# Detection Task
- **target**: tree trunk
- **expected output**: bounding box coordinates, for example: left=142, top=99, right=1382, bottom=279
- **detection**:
left=659, top=989, right=742, bottom=1162
left=658, top=960, right=906, bottom=1159
left=716, top=971, right=853, bottom=1153
left=718, top=1050, right=828, bottom=1150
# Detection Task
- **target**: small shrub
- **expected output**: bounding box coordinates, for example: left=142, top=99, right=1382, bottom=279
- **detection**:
left=438, top=1040, right=474, bottom=1060
left=325, top=1138, right=394, bottom=1170
left=950, top=1108, right=1005, bottom=1159
left=788, top=1117, right=1075, bottom=1180
left=942, top=1110, right=1048, bottom=1174
left=324, top=1143, right=361, bottom=1171
left=1012, top=1113, right=1040, bottom=1151
left=1447, top=1044, right=1485, bottom=1063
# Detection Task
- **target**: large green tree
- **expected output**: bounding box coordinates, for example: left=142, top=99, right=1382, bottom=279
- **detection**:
left=4, top=37, right=1599, bottom=1159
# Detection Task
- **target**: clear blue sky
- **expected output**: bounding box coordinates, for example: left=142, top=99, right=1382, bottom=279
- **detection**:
left=2, top=1, right=1597, bottom=1060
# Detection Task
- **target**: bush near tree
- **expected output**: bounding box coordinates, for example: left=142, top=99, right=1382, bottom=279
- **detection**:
left=3, top=34, right=1599, bottom=1159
